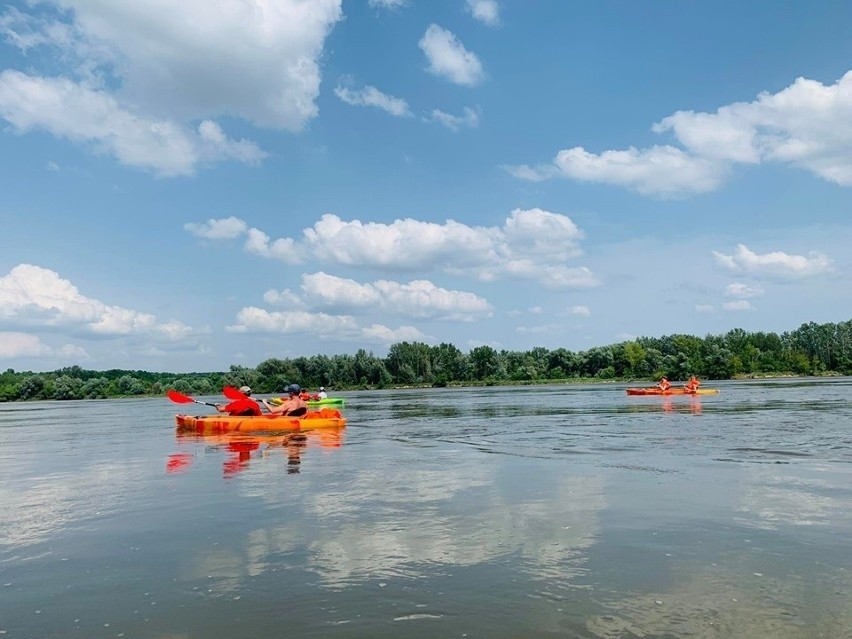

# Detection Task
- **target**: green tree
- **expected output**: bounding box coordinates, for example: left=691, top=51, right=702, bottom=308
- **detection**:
left=53, top=375, right=83, bottom=400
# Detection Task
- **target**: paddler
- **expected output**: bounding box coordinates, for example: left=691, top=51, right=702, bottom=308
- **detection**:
left=684, top=375, right=700, bottom=392
left=262, top=384, right=308, bottom=416
left=656, top=376, right=671, bottom=391
left=215, top=385, right=262, bottom=416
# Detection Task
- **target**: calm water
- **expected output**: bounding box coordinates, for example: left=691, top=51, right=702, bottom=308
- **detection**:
left=1, top=378, right=851, bottom=638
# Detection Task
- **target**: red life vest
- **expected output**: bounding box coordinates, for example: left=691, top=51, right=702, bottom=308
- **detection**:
left=222, top=398, right=262, bottom=416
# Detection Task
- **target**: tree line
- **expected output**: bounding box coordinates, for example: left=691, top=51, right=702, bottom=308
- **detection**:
left=1, top=319, right=850, bottom=402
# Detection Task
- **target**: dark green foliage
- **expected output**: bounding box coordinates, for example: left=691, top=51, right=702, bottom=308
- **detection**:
left=2, top=319, right=850, bottom=401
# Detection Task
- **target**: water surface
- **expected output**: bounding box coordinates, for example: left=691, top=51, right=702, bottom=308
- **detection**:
left=1, top=378, right=851, bottom=638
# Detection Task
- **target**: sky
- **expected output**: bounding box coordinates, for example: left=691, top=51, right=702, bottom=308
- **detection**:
left=1, top=0, right=851, bottom=373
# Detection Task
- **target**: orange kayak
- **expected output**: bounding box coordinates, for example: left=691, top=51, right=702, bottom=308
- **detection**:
left=626, top=388, right=719, bottom=396
left=175, top=407, right=346, bottom=433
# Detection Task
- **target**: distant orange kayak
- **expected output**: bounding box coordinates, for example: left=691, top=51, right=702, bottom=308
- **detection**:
left=626, top=387, right=720, bottom=396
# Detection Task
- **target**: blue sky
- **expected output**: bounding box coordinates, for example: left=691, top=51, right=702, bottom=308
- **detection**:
left=1, top=0, right=851, bottom=373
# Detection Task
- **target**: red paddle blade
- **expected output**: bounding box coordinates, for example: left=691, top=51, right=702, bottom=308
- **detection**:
left=167, top=389, right=196, bottom=404
left=222, top=385, right=246, bottom=400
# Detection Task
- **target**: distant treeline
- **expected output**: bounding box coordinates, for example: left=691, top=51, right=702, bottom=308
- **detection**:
left=2, top=319, right=850, bottom=402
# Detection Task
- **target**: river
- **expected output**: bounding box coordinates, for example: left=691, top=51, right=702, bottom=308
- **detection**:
left=1, top=378, right=851, bottom=638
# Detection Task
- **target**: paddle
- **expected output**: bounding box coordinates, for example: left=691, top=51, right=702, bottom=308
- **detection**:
left=223, top=385, right=248, bottom=400
left=167, top=389, right=218, bottom=407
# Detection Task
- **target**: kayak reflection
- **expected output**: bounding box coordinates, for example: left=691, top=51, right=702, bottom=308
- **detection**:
left=169, top=427, right=345, bottom=477
left=624, top=396, right=704, bottom=415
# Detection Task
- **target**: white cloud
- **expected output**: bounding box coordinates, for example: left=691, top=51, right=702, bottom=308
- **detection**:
left=243, top=228, right=302, bottom=264
left=569, top=305, right=591, bottom=316
left=0, top=264, right=198, bottom=340
left=334, top=85, right=412, bottom=117
left=226, top=306, right=428, bottom=344
left=516, top=324, right=561, bottom=335
left=466, top=0, right=500, bottom=27
left=303, top=213, right=495, bottom=269
left=508, top=71, right=852, bottom=195
left=0, top=332, right=52, bottom=358
left=310, top=273, right=492, bottom=320
left=528, top=306, right=543, bottom=314
left=0, top=0, right=343, bottom=172
left=184, top=216, right=248, bottom=240
left=262, top=288, right=305, bottom=308
left=368, top=0, right=408, bottom=8
left=497, top=261, right=599, bottom=289
left=0, top=71, right=266, bottom=176
left=361, top=323, right=428, bottom=343
left=725, top=282, right=764, bottom=299
left=418, top=24, right=484, bottom=86
left=187, top=209, right=599, bottom=289
left=509, top=145, right=725, bottom=197
left=695, top=304, right=715, bottom=313
left=503, top=207, right=584, bottom=259
left=656, top=72, right=852, bottom=185
left=428, top=106, right=480, bottom=131
left=722, top=300, right=753, bottom=311
left=502, top=163, right=556, bottom=182
left=713, top=244, right=834, bottom=280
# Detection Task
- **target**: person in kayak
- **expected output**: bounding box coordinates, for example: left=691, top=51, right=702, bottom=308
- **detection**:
left=656, top=376, right=671, bottom=391
left=215, top=385, right=262, bottom=416
left=684, top=375, right=701, bottom=392
left=317, top=386, right=328, bottom=399
left=262, top=384, right=307, bottom=416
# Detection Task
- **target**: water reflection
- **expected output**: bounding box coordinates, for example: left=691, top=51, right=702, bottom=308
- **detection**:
left=624, top=396, right=704, bottom=414
left=170, top=427, right=345, bottom=477
left=2, top=382, right=851, bottom=638
left=587, top=549, right=852, bottom=638
left=735, top=465, right=852, bottom=529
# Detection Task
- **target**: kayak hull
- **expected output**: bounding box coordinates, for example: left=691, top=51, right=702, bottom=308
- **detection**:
left=307, top=398, right=345, bottom=407
left=626, top=388, right=719, bottom=396
left=175, top=408, right=346, bottom=433
left=267, top=397, right=345, bottom=407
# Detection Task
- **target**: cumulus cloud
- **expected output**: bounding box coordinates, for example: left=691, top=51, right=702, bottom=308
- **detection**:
left=262, top=288, right=305, bottom=308
left=725, top=282, right=764, bottom=299
left=226, top=306, right=428, bottom=344
left=509, top=145, right=726, bottom=197
left=418, top=24, right=484, bottom=86
left=0, top=0, right=343, bottom=173
left=428, top=106, right=480, bottom=131
left=569, top=305, right=591, bottom=316
left=299, top=272, right=492, bottom=321
left=188, top=208, right=598, bottom=289
left=0, top=332, right=52, bottom=358
left=184, top=216, right=248, bottom=240
left=0, top=335, right=90, bottom=361
left=334, top=85, right=412, bottom=117
left=368, top=0, right=408, bottom=8
left=0, top=264, right=200, bottom=340
left=508, top=71, right=852, bottom=195
left=0, top=71, right=266, bottom=176
left=515, top=324, right=561, bottom=335
left=713, top=244, right=834, bottom=280
left=243, top=228, right=302, bottom=264
left=466, top=0, right=500, bottom=27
